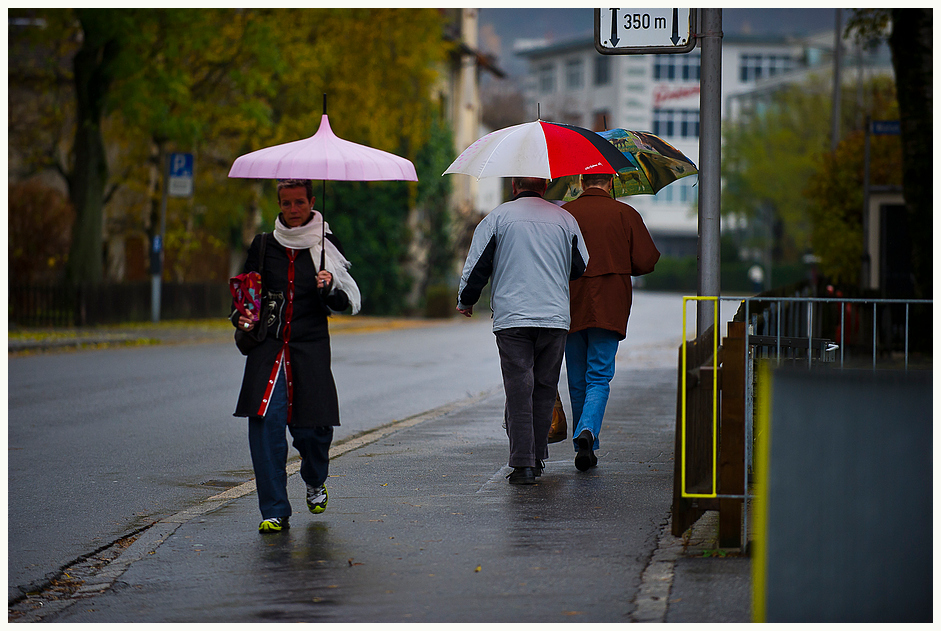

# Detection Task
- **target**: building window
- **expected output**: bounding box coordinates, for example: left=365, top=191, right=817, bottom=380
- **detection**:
left=739, top=53, right=794, bottom=82
left=680, top=52, right=701, bottom=81
left=594, top=56, right=611, bottom=85
left=653, top=55, right=674, bottom=80
left=653, top=53, right=700, bottom=81
left=680, top=109, right=699, bottom=137
left=566, top=58, right=584, bottom=90
left=538, top=62, right=555, bottom=93
left=653, top=108, right=699, bottom=138
left=654, top=178, right=697, bottom=204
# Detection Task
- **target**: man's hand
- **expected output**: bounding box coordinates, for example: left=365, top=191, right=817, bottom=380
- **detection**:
left=457, top=305, right=473, bottom=317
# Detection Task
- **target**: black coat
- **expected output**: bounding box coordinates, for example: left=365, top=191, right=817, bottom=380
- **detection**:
left=233, top=232, right=351, bottom=426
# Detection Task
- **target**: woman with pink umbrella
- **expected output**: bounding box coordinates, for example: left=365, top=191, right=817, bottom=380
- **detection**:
left=232, top=179, right=359, bottom=533
left=228, top=100, right=416, bottom=533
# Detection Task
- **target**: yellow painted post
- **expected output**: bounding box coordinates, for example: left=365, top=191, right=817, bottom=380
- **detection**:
left=751, top=361, right=773, bottom=623
left=680, top=296, right=720, bottom=499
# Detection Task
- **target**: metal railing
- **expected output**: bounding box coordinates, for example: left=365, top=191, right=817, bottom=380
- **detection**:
left=742, top=296, right=933, bottom=370
left=679, top=294, right=932, bottom=545
left=10, top=282, right=233, bottom=327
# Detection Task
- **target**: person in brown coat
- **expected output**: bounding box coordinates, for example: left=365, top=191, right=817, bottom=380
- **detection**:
left=562, top=173, right=660, bottom=471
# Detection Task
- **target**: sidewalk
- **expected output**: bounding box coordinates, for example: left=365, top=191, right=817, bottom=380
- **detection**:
left=7, top=316, right=445, bottom=353
left=10, top=331, right=752, bottom=622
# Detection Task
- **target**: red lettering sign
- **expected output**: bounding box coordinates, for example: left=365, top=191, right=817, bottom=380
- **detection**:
left=653, top=85, right=701, bottom=107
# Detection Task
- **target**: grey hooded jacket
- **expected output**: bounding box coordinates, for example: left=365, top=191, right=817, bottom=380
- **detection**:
left=457, top=192, right=589, bottom=332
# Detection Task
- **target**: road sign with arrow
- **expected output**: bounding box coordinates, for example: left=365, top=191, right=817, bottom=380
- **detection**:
left=595, top=8, right=696, bottom=54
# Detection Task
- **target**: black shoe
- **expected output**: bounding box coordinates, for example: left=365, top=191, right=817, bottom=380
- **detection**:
left=534, top=459, right=545, bottom=477
left=575, top=429, right=595, bottom=472
left=506, top=466, right=537, bottom=485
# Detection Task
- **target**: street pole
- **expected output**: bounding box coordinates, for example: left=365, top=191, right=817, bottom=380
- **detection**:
left=697, top=8, right=722, bottom=337
left=151, top=154, right=168, bottom=323
left=861, top=115, right=871, bottom=289
left=831, top=8, right=843, bottom=152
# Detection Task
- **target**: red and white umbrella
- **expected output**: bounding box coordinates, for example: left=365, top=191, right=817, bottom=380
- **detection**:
left=443, top=120, right=632, bottom=180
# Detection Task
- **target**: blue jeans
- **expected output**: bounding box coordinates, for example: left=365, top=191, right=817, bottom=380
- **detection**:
left=248, top=370, right=333, bottom=520
left=565, top=328, right=620, bottom=452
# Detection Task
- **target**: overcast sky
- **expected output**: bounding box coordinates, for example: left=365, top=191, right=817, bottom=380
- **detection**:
left=478, top=8, right=842, bottom=76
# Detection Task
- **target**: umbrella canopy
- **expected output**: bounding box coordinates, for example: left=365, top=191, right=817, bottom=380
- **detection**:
left=549, top=128, right=698, bottom=201
left=228, top=105, right=417, bottom=272
left=228, top=114, right=417, bottom=181
left=443, top=120, right=633, bottom=180
left=601, top=128, right=697, bottom=197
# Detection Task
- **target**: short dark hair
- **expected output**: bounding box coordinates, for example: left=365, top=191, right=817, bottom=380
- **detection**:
left=511, top=177, right=548, bottom=194
left=277, top=179, right=314, bottom=202
left=581, top=173, right=614, bottom=188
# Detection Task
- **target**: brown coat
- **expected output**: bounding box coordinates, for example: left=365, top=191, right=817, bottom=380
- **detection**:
left=562, top=187, right=660, bottom=338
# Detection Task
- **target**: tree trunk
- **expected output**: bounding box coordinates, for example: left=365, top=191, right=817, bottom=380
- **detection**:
left=65, top=11, right=119, bottom=285
left=890, top=9, right=932, bottom=298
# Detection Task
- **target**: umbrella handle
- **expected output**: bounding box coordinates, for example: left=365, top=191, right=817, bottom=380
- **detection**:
left=320, top=178, right=326, bottom=275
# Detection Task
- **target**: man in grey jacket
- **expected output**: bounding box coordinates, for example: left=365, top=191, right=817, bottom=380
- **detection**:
left=457, top=177, right=589, bottom=484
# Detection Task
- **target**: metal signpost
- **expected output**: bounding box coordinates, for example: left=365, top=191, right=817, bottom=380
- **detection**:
left=152, top=153, right=194, bottom=322
left=594, top=8, right=720, bottom=337
left=861, top=119, right=900, bottom=287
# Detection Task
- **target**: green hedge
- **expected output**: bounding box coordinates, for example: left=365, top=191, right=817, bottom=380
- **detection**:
left=641, top=257, right=810, bottom=294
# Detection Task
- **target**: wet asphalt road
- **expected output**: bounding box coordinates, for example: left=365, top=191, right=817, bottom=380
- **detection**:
left=7, top=317, right=501, bottom=598
left=10, top=292, right=752, bottom=621
left=46, top=364, right=680, bottom=623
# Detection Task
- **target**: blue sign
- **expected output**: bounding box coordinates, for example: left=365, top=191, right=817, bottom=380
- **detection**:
left=169, top=152, right=193, bottom=177
left=168, top=152, right=194, bottom=197
left=871, top=120, right=900, bottom=135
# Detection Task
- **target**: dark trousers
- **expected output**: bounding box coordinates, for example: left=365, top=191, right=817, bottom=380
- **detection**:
left=494, top=327, right=567, bottom=468
left=248, top=372, right=333, bottom=520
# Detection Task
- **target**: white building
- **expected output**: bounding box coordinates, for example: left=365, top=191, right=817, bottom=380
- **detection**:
left=515, top=30, right=834, bottom=258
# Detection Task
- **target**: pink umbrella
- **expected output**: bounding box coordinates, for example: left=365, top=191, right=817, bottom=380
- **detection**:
left=228, top=115, right=417, bottom=181
left=228, top=96, right=417, bottom=268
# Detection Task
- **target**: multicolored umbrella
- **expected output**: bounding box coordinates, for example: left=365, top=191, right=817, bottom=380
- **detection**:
left=549, top=128, right=698, bottom=201
left=443, top=120, right=632, bottom=180
left=604, top=128, right=698, bottom=196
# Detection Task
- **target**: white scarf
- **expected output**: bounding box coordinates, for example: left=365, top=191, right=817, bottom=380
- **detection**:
left=272, top=212, right=362, bottom=315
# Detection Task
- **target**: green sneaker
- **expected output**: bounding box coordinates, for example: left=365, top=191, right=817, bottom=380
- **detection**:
left=307, top=484, right=328, bottom=514
left=258, top=517, right=289, bottom=533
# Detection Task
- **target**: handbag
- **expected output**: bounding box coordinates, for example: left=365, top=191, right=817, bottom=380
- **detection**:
left=231, top=233, right=272, bottom=356
left=547, top=391, right=567, bottom=443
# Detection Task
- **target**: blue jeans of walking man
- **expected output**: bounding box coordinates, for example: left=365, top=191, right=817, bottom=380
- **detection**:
left=248, top=367, right=333, bottom=520
left=565, top=328, right=620, bottom=455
